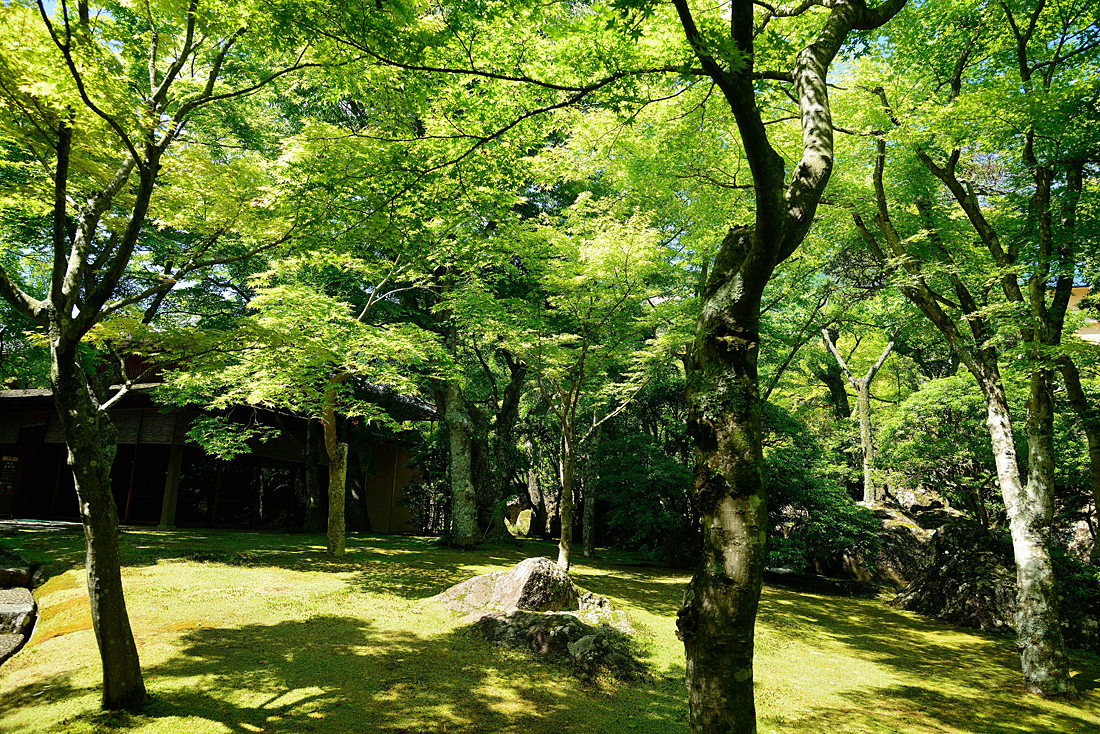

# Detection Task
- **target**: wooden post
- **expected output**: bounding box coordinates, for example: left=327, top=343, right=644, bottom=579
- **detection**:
left=123, top=443, right=139, bottom=524
left=251, top=463, right=261, bottom=527
left=49, top=445, right=64, bottom=516
left=211, top=464, right=222, bottom=525
left=157, top=443, right=184, bottom=529
left=123, top=411, right=144, bottom=524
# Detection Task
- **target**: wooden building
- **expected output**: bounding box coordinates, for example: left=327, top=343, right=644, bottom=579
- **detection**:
left=0, top=385, right=419, bottom=533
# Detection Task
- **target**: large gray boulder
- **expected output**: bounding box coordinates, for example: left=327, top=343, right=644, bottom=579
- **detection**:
left=433, top=556, right=630, bottom=631
left=433, top=557, right=640, bottom=678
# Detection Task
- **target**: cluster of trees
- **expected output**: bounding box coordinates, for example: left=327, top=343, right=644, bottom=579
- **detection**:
left=1, top=0, right=1096, bottom=731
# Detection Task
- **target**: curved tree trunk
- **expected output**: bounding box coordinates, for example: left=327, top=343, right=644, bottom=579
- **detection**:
left=51, top=346, right=146, bottom=709
left=445, top=382, right=478, bottom=547
left=855, top=131, right=1074, bottom=695
left=677, top=227, right=769, bottom=734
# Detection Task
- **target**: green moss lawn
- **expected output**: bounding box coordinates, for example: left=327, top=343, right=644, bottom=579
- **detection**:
left=1, top=527, right=1097, bottom=733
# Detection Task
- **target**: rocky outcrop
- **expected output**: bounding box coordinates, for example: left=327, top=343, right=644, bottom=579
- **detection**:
left=0, top=552, right=37, bottom=667
left=815, top=504, right=949, bottom=589
left=433, top=557, right=639, bottom=677
left=892, top=521, right=1100, bottom=654
left=1053, top=518, right=1095, bottom=564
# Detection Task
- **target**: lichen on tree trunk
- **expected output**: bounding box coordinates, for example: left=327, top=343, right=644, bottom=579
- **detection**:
left=445, top=382, right=479, bottom=547
left=1012, top=368, right=1074, bottom=695
left=676, top=226, right=768, bottom=734
left=326, top=442, right=348, bottom=556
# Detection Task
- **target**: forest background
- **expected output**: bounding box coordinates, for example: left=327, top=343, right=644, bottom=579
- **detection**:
left=0, top=0, right=1098, bottom=732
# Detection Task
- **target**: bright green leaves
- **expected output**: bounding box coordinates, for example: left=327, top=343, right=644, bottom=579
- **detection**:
left=185, top=413, right=280, bottom=460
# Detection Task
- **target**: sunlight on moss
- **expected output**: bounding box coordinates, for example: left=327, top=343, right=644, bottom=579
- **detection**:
left=0, top=529, right=1097, bottom=734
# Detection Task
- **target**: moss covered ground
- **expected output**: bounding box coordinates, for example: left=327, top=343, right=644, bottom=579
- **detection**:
left=0, top=526, right=1097, bottom=733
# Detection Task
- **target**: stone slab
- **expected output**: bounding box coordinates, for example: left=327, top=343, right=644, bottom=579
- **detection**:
left=0, top=633, right=24, bottom=666
left=0, top=588, right=34, bottom=635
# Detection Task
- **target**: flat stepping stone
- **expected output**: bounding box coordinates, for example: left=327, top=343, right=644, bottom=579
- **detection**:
left=0, top=587, right=35, bottom=635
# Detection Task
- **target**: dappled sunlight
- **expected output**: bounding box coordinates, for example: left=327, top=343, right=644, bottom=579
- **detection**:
left=2, top=527, right=1098, bottom=733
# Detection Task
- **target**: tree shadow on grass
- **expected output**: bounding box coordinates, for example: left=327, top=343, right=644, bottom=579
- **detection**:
left=784, top=682, right=1099, bottom=733
left=758, top=586, right=1030, bottom=682
left=53, top=615, right=687, bottom=734
left=0, top=672, right=82, bottom=719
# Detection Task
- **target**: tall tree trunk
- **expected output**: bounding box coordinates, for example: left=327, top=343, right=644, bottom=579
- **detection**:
left=445, top=382, right=478, bottom=547
left=677, top=229, right=768, bottom=734
left=1012, top=368, right=1073, bottom=694
left=557, top=428, right=574, bottom=570
left=326, top=443, right=348, bottom=555
left=484, top=352, right=528, bottom=541
left=50, top=345, right=146, bottom=709
left=322, top=375, right=350, bottom=557
left=582, top=480, right=596, bottom=558
left=1057, top=356, right=1100, bottom=565
left=856, top=130, right=1075, bottom=695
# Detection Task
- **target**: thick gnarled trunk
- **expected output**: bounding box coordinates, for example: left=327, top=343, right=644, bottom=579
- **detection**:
left=677, top=228, right=768, bottom=734
left=51, top=345, right=146, bottom=709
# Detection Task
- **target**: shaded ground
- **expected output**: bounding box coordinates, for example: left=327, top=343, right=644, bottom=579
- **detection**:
left=0, top=522, right=1097, bottom=733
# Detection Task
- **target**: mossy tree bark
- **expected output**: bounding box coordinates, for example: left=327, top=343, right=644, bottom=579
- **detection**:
left=445, top=382, right=479, bottom=547
left=668, top=1, right=907, bottom=731
left=322, top=374, right=351, bottom=557
left=557, top=427, right=575, bottom=570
